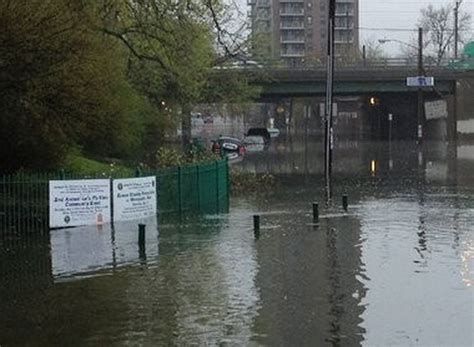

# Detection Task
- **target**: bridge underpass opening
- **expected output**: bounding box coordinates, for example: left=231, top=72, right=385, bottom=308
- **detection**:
left=247, top=91, right=452, bottom=143
left=361, top=93, right=418, bottom=141
left=268, top=94, right=420, bottom=142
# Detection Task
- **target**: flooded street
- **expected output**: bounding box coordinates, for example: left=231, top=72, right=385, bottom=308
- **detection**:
left=1, top=140, right=473, bottom=346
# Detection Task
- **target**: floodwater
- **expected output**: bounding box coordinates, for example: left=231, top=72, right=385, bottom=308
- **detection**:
left=1, top=140, right=473, bottom=346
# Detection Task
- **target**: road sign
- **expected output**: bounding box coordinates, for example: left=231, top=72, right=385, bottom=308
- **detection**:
left=425, top=99, right=448, bottom=120
left=407, top=76, right=434, bottom=87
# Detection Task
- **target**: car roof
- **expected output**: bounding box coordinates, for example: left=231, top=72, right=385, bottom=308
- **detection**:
left=247, top=128, right=270, bottom=135
left=243, top=135, right=265, bottom=143
left=218, top=136, right=241, bottom=142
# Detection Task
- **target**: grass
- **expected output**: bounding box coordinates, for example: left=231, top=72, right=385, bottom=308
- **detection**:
left=64, top=153, right=134, bottom=176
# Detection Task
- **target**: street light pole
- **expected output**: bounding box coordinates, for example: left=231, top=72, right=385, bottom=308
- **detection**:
left=378, top=32, right=425, bottom=143
left=455, top=1, right=461, bottom=59
left=324, top=0, right=336, bottom=200
left=417, top=27, right=424, bottom=144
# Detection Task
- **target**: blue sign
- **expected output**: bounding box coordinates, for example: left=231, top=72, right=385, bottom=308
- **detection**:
left=407, top=76, right=434, bottom=87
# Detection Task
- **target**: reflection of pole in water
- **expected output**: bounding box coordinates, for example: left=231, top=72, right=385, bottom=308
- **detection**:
left=388, top=114, right=393, bottom=170
left=138, top=224, right=147, bottom=263
left=304, top=105, right=310, bottom=176
left=324, top=0, right=336, bottom=201
left=388, top=113, right=393, bottom=143
left=111, top=224, right=117, bottom=269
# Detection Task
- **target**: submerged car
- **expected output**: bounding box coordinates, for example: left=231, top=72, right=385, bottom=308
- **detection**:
left=246, top=128, right=271, bottom=144
left=212, top=136, right=246, bottom=155
left=242, top=135, right=266, bottom=152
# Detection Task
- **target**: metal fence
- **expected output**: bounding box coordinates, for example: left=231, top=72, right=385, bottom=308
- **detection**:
left=0, top=159, right=229, bottom=235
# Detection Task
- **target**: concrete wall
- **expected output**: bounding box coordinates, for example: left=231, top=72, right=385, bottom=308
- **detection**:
left=456, top=78, right=474, bottom=140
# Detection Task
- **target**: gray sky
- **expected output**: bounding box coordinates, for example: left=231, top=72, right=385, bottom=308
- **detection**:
left=359, top=0, right=474, bottom=55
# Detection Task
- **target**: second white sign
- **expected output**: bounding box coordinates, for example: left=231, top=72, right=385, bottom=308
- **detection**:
left=113, top=176, right=157, bottom=222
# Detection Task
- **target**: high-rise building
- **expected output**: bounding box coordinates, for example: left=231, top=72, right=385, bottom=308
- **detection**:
left=249, top=0, right=359, bottom=65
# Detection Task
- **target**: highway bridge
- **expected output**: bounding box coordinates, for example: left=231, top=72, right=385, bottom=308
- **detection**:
left=253, top=67, right=473, bottom=97
left=216, top=65, right=474, bottom=142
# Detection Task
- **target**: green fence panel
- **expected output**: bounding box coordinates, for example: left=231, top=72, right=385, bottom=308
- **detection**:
left=0, top=159, right=229, bottom=235
left=155, top=167, right=180, bottom=214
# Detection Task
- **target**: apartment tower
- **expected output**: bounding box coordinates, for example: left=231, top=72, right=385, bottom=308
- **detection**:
left=249, top=0, right=359, bottom=64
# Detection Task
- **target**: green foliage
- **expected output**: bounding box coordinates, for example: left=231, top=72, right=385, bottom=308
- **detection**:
left=0, top=0, right=259, bottom=173
left=152, top=147, right=220, bottom=169
left=201, top=70, right=262, bottom=103
left=0, top=0, right=148, bottom=171
left=98, top=0, right=214, bottom=105
left=64, top=152, right=133, bottom=177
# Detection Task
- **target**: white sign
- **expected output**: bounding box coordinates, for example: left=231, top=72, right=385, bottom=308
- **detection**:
left=113, top=176, right=157, bottom=222
left=407, top=76, right=434, bottom=87
left=425, top=99, right=448, bottom=120
left=49, top=179, right=111, bottom=228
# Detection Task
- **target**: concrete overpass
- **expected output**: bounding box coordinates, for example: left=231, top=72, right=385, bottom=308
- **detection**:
left=239, top=66, right=472, bottom=142
left=250, top=67, right=473, bottom=97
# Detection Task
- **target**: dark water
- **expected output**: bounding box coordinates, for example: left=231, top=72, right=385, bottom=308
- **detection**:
left=1, top=141, right=473, bottom=346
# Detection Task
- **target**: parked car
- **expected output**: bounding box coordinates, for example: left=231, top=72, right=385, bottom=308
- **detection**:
left=246, top=128, right=271, bottom=144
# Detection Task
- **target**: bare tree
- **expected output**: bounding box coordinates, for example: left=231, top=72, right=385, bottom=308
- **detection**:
left=362, top=39, right=387, bottom=61
left=417, top=3, right=471, bottom=65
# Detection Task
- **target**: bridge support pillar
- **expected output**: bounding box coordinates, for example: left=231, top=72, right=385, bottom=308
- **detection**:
left=446, top=86, right=458, bottom=143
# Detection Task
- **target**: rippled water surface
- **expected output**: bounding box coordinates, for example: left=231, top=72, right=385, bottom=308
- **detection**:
left=1, top=141, right=473, bottom=346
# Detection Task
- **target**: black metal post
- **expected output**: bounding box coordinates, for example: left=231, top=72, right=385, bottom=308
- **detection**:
left=342, top=195, right=348, bottom=211
left=313, top=202, right=319, bottom=222
left=253, top=215, right=260, bottom=231
left=138, top=224, right=146, bottom=246
left=253, top=215, right=260, bottom=239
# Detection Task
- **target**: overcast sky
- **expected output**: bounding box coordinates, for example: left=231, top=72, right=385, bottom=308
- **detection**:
left=241, top=0, right=474, bottom=56
left=359, top=0, right=474, bottom=55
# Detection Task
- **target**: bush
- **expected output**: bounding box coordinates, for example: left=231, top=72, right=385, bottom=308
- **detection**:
left=152, top=147, right=220, bottom=169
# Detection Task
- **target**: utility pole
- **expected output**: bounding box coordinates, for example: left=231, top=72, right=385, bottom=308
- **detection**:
left=417, top=27, right=424, bottom=145
left=362, top=45, right=367, bottom=67
left=324, top=0, right=336, bottom=200
left=454, top=1, right=461, bottom=59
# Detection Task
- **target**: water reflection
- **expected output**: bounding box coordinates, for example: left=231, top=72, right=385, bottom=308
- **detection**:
left=51, top=217, right=159, bottom=280
left=244, top=186, right=368, bottom=346
left=358, top=193, right=473, bottom=346
left=0, top=141, right=473, bottom=346
left=236, top=139, right=467, bottom=185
